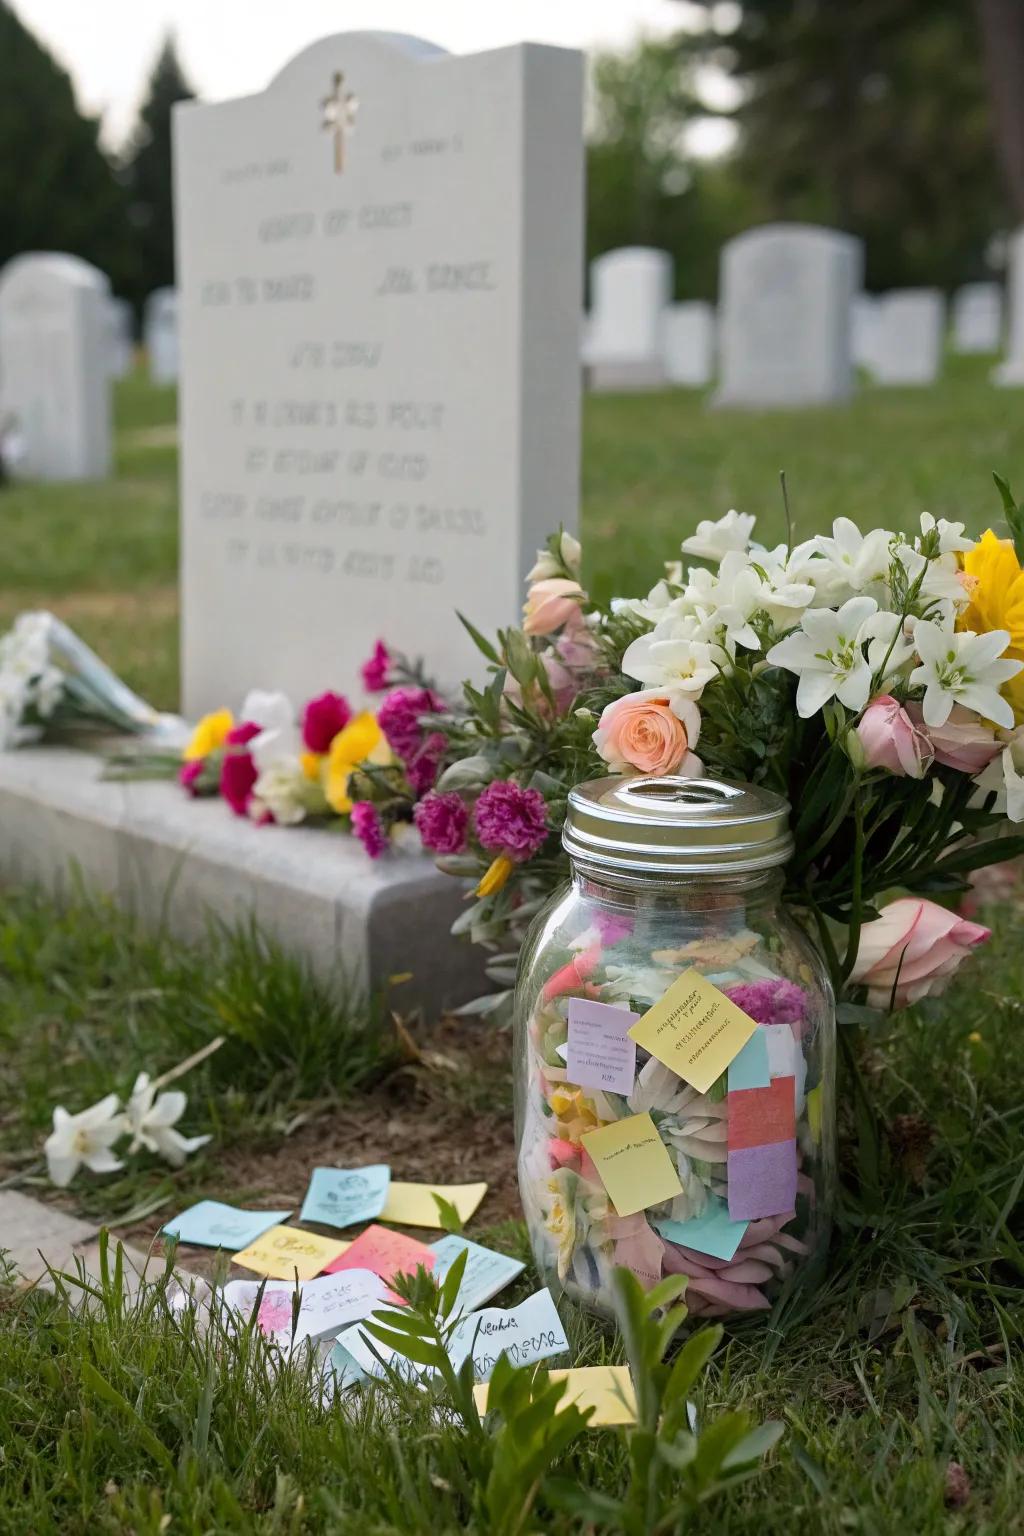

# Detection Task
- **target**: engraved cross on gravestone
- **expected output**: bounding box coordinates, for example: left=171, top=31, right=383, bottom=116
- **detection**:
left=320, top=71, right=358, bottom=173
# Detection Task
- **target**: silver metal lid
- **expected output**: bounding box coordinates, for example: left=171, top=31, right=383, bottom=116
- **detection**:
left=562, top=775, right=793, bottom=877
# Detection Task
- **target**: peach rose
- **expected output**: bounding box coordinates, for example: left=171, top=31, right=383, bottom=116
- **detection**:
left=847, top=897, right=989, bottom=1010
left=907, top=702, right=1001, bottom=775
left=857, top=695, right=932, bottom=778
left=593, top=690, right=703, bottom=777
left=522, top=578, right=585, bottom=636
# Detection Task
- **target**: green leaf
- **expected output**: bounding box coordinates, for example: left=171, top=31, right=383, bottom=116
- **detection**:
left=721, top=1420, right=785, bottom=1470
left=664, top=1324, right=722, bottom=1411
left=993, top=473, right=1024, bottom=565
left=80, top=1361, right=174, bottom=1472
left=457, top=610, right=503, bottom=665
left=359, top=1323, right=445, bottom=1368
left=432, top=1194, right=464, bottom=1235
left=438, top=1247, right=469, bottom=1318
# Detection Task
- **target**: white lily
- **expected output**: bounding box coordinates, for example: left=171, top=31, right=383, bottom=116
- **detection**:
left=44, top=1094, right=127, bottom=1188
left=909, top=621, right=1022, bottom=729
left=862, top=609, right=918, bottom=683
left=125, top=1073, right=211, bottom=1168
left=766, top=596, right=878, bottom=716
left=621, top=628, right=722, bottom=696
left=681, top=509, right=756, bottom=563
left=920, top=512, right=974, bottom=555
left=809, top=517, right=895, bottom=601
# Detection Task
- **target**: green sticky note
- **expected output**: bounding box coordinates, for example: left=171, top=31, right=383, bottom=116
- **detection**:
left=655, top=1198, right=749, bottom=1262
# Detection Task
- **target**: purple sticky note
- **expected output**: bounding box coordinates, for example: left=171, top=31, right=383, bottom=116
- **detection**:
left=566, top=997, right=639, bottom=1096
left=727, top=1141, right=797, bottom=1221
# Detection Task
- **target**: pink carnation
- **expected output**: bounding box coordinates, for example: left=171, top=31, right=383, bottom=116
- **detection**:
left=473, top=779, right=548, bottom=861
left=406, top=731, right=446, bottom=796
left=220, top=747, right=258, bottom=816
left=377, top=686, right=444, bottom=761
left=413, top=791, right=469, bottom=854
left=178, top=759, right=205, bottom=796
left=226, top=721, right=261, bottom=747
left=351, top=801, right=388, bottom=859
left=361, top=640, right=393, bottom=693
left=724, top=979, right=808, bottom=1027
left=302, top=690, right=352, bottom=753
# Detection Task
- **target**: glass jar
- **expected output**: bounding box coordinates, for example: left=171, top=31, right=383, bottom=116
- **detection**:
left=514, top=775, right=836, bottom=1324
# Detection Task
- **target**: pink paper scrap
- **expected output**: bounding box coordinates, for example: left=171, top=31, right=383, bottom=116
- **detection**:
left=727, top=1140, right=797, bottom=1221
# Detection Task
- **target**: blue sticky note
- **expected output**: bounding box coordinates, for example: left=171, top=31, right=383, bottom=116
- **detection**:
left=300, top=1165, right=390, bottom=1229
left=727, top=1027, right=771, bottom=1092
left=655, top=1198, right=749, bottom=1262
left=430, top=1236, right=526, bottom=1313
left=161, top=1200, right=292, bottom=1250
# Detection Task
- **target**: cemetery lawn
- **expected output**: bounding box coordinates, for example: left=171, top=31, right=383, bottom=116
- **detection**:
left=0, top=358, right=1020, bottom=711
left=2, top=879, right=1024, bottom=1532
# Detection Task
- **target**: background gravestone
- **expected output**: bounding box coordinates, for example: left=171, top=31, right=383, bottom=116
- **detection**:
left=584, top=246, right=672, bottom=390
left=0, top=252, right=111, bottom=481
left=850, top=293, right=879, bottom=370
left=661, top=301, right=715, bottom=387
left=173, top=32, right=583, bottom=716
left=105, top=297, right=134, bottom=380
left=868, top=289, right=944, bottom=385
left=145, top=287, right=179, bottom=384
left=994, top=229, right=1024, bottom=386
left=951, top=282, right=1002, bottom=354
left=714, top=223, right=862, bottom=408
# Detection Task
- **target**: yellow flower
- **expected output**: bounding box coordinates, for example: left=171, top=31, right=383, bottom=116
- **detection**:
left=476, top=854, right=514, bottom=897
left=300, top=751, right=322, bottom=782
left=545, top=1177, right=577, bottom=1281
left=549, top=1085, right=603, bottom=1140
left=322, top=712, right=390, bottom=813
left=182, top=708, right=233, bottom=762
left=959, top=529, right=1024, bottom=719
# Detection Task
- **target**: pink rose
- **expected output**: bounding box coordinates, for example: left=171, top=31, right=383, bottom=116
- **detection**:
left=907, top=702, right=1000, bottom=774
left=522, top=578, right=585, bottom=637
left=541, top=948, right=601, bottom=1003
left=857, top=695, right=932, bottom=778
left=848, top=897, right=990, bottom=1010
left=594, top=690, right=702, bottom=777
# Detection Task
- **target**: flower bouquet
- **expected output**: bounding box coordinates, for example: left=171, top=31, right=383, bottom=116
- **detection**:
left=417, top=484, right=1024, bottom=1017
left=0, top=611, right=185, bottom=751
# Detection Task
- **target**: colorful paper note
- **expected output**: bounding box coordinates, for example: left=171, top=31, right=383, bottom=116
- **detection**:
left=581, top=1111, right=683, bottom=1218
left=727, top=1028, right=771, bottom=1092
left=566, top=997, right=639, bottom=1095
left=727, top=1142, right=797, bottom=1221
left=161, top=1200, right=291, bottom=1249
left=654, top=1198, right=749, bottom=1262
left=474, top=1365, right=637, bottom=1427
left=429, top=1235, right=525, bottom=1313
left=222, top=1268, right=389, bottom=1348
left=323, top=1224, right=435, bottom=1294
left=448, top=1288, right=569, bottom=1379
left=727, top=1076, right=796, bottom=1151
left=379, top=1180, right=487, bottom=1227
left=231, top=1224, right=349, bottom=1281
left=764, top=1023, right=797, bottom=1079
left=300, top=1165, right=390, bottom=1229
left=627, top=968, right=757, bottom=1093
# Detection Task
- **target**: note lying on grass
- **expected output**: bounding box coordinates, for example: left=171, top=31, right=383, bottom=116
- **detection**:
left=221, top=1268, right=389, bottom=1347
left=581, top=1111, right=683, bottom=1217
left=379, top=1180, right=487, bottom=1227
left=323, top=1223, right=435, bottom=1297
left=162, top=1200, right=291, bottom=1250
left=429, top=1235, right=525, bottom=1313
left=231, top=1224, right=349, bottom=1280
left=727, top=1028, right=771, bottom=1092
left=566, top=997, right=639, bottom=1095
left=654, top=1197, right=749, bottom=1261
left=300, top=1165, right=390, bottom=1229
left=474, top=1365, right=637, bottom=1427
left=628, top=968, right=757, bottom=1093
left=448, top=1288, right=568, bottom=1380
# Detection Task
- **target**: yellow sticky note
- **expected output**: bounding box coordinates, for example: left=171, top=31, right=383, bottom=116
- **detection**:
left=473, top=1365, right=637, bottom=1427
left=379, top=1181, right=488, bottom=1228
left=627, top=968, right=757, bottom=1093
left=806, top=1083, right=822, bottom=1144
left=231, top=1224, right=349, bottom=1280
left=581, top=1111, right=683, bottom=1217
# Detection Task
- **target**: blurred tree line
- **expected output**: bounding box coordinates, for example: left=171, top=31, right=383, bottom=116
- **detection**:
left=0, top=0, right=192, bottom=327
left=588, top=0, right=1024, bottom=297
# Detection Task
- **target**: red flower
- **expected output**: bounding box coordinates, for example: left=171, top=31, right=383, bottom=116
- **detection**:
left=302, top=691, right=352, bottom=753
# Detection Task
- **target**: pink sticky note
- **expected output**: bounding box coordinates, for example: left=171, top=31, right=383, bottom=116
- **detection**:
left=727, top=1141, right=797, bottom=1221
left=566, top=998, right=639, bottom=1096
left=323, top=1223, right=435, bottom=1304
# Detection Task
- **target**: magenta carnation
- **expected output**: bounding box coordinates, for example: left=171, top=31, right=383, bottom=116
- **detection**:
left=473, top=780, right=548, bottom=862
left=406, top=731, right=446, bottom=797
left=220, top=748, right=258, bottom=816
left=178, top=759, right=205, bottom=796
left=351, top=800, right=388, bottom=859
left=361, top=640, right=393, bottom=693
left=724, top=978, right=808, bottom=1026
left=414, top=791, right=469, bottom=855
left=226, top=721, right=261, bottom=747
left=302, top=690, right=352, bottom=753
left=377, top=686, right=443, bottom=761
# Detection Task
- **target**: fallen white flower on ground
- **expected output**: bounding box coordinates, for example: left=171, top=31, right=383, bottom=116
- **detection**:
left=44, top=1094, right=127, bottom=1187
left=125, top=1072, right=212, bottom=1167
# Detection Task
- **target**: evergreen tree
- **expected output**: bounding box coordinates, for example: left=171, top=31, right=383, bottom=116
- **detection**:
left=0, top=0, right=129, bottom=286
left=122, top=35, right=195, bottom=310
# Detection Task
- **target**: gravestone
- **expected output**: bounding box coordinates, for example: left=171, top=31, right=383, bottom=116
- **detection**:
left=868, top=289, right=944, bottom=385
left=173, top=32, right=583, bottom=716
left=145, top=287, right=179, bottom=383
left=0, top=252, right=111, bottom=480
left=714, top=223, right=862, bottom=408
left=661, top=301, right=715, bottom=387
left=951, top=282, right=1002, bottom=354
left=584, top=247, right=672, bottom=390
left=850, top=293, right=878, bottom=369
left=105, top=297, right=134, bottom=379
left=994, top=229, right=1024, bottom=386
